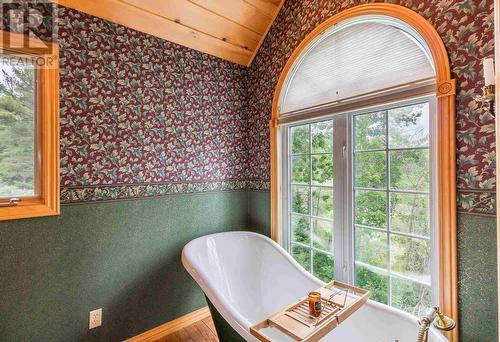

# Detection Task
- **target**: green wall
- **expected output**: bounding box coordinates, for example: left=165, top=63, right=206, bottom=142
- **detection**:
left=457, top=213, right=498, bottom=341
left=0, top=190, right=497, bottom=341
left=247, top=190, right=271, bottom=237
left=0, top=191, right=247, bottom=342
left=247, top=190, right=499, bottom=342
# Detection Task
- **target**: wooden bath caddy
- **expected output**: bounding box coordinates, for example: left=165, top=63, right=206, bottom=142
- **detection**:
left=250, top=280, right=371, bottom=342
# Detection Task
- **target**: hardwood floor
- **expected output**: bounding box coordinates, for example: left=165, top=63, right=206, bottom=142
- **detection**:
left=156, top=317, right=219, bottom=342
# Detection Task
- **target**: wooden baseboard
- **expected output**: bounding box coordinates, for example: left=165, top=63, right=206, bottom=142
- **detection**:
left=125, top=306, right=211, bottom=342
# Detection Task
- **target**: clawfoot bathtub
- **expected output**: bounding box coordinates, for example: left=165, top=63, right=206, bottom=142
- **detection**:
left=182, top=231, right=448, bottom=342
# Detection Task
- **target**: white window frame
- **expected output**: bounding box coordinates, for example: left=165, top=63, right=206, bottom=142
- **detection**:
left=280, top=95, right=439, bottom=310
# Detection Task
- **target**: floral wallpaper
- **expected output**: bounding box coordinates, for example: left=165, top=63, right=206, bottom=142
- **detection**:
left=56, top=7, right=250, bottom=203
left=1, top=2, right=496, bottom=214
left=246, top=0, right=496, bottom=216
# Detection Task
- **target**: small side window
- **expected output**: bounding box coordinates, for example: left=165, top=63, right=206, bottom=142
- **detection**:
left=0, top=30, right=59, bottom=221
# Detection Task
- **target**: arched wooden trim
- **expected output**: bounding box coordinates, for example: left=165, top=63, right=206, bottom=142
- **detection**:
left=270, top=4, right=457, bottom=341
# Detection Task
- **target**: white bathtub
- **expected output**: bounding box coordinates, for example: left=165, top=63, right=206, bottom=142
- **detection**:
left=182, top=231, right=448, bottom=342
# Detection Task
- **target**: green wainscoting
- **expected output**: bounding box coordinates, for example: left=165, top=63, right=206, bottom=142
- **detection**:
left=247, top=190, right=499, bottom=342
left=457, top=213, right=498, bottom=341
left=247, top=190, right=271, bottom=237
left=0, top=190, right=497, bottom=342
left=0, top=191, right=247, bottom=342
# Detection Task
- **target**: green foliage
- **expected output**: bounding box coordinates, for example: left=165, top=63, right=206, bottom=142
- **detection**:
left=354, top=151, right=386, bottom=189
left=391, top=277, right=431, bottom=316
left=292, top=245, right=311, bottom=270
left=291, top=125, right=309, bottom=154
left=390, top=193, right=429, bottom=236
left=356, top=266, right=388, bottom=304
left=291, top=156, right=309, bottom=184
left=312, top=188, right=333, bottom=219
left=388, top=104, right=429, bottom=148
left=390, top=149, right=429, bottom=191
left=0, top=65, right=36, bottom=197
left=355, top=228, right=387, bottom=268
left=311, top=121, right=333, bottom=153
left=354, top=111, right=385, bottom=150
left=313, top=252, right=334, bottom=282
left=355, top=191, right=387, bottom=227
left=291, top=186, right=309, bottom=215
left=391, top=235, right=430, bottom=280
left=312, top=219, right=332, bottom=251
left=292, top=215, right=310, bottom=244
left=312, top=155, right=333, bottom=185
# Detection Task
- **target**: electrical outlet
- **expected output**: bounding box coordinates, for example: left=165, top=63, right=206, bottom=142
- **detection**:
left=89, top=308, right=102, bottom=329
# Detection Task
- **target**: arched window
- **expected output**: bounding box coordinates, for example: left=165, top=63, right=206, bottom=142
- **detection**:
left=271, top=5, right=457, bottom=339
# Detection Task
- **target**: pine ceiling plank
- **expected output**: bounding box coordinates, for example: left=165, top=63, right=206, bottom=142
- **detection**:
left=188, top=0, right=272, bottom=34
left=53, top=0, right=252, bottom=65
left=243, top=0, right=279, bottom=18
left=121, top=0, right=260, bottom=51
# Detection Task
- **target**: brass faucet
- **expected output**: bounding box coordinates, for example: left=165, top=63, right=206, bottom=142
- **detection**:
left=417, top=307, right=456, bottom=342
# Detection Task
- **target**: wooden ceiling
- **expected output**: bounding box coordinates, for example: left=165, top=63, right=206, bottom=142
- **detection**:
left=53, top=0, right=285, bottom=66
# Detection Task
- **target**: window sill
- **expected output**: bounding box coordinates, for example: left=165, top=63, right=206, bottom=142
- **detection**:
left=0, top=197, right=60, bottom=221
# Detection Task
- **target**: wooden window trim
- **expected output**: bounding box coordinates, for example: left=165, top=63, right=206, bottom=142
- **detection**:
left=0, top=30, right=60, bottom=221
left=269, top=4, right=458, bottom=341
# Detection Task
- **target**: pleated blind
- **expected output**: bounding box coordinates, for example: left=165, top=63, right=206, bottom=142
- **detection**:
left=280, top=21, right=435, bottom=114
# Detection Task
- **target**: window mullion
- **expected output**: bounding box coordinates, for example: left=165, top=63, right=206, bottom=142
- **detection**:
left=333, top=114, right=348, bottom=282
left=285, top=128, right=291, bottom=252
left=308, top=124, right=313, bottom=273
left=385, top=109, right=392, bottom=307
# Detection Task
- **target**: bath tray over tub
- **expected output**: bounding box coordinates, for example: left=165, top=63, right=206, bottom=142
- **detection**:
left=250, top=280, right=371, bottom=342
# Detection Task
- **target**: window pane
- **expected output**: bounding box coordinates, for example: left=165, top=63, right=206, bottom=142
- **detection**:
left=311, top=187, right=333, bottom=219
left=291, top=124, right=309, bottom=154
left=354, top=151, right=386, bottom=189
left=291, top=186, right=310, bottom=215
left=311, top=121, right=333, bottom=153
left=292, top=244, right=311, bottom=271
left=389, top=103, right=429, bottom=148
left=390, top=149, right=429, bottom=191
left=354, top=190, right=387, bottom=227
left=291, top=155, right=310, bottom=184
left=312, top=218, right=333, bottom=252
left=291, top=214, right=310, bottom=245
left=0, top=62, right=36, bottom=197
left=355, top=227, right=388, bottom=269
left=391, top=277, right=432, bottom=316
left=390, top=192, right=430, bottom=237
left=312, top=155, right=333, bottom=186
left=355, top=264, right=388, bottom=304
left=391, top=235, right=431, bottom=284
left=313, top=251, right=334, bottom=282
left=354, top=111, right=386, bottom=150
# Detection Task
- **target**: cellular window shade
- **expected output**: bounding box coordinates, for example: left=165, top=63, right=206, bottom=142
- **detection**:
left=280, top=22, right=435, bottom=114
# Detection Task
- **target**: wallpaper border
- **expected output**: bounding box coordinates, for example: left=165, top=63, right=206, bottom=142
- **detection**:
left=61, top=180, right=248, bottom=204
left=457, top=190, right=496, bottom=217
left=65, top=181, right=495, bottom=216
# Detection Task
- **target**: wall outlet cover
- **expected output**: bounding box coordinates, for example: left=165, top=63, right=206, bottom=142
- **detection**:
left=89, top=308, right=102, bottom=329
